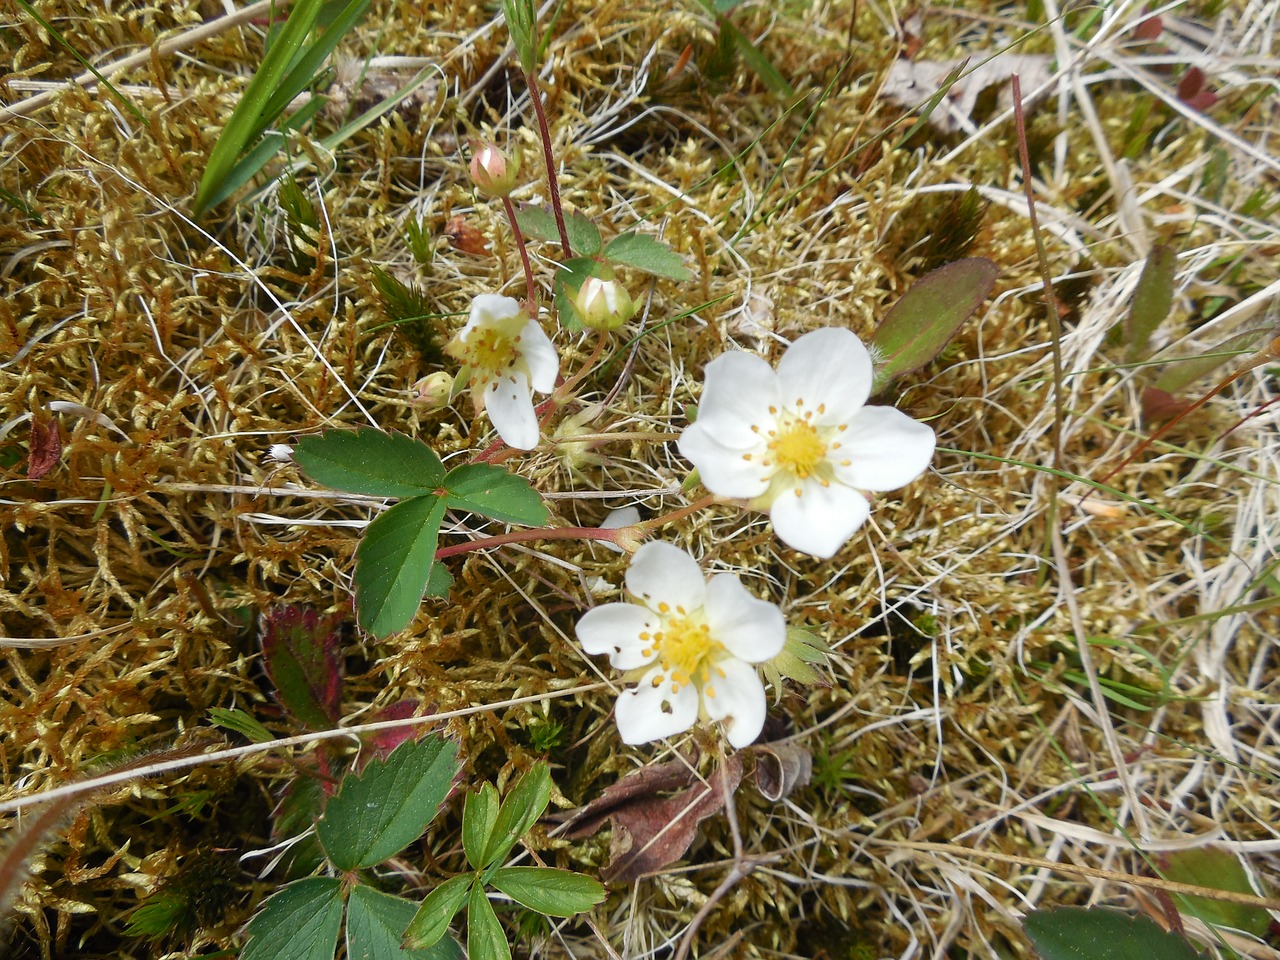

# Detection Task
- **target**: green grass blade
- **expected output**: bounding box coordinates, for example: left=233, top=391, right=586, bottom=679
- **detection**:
left=258, top=0, right=373, bottom=125
left=194, top=0, right=327, bottom=216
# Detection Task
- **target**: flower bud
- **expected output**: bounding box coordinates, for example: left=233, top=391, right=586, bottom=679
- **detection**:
left=468, top=142, right=519, bottom=198
left=574, top=277, right=636, bottom=330
left=412, top=371, right=455, bottom=411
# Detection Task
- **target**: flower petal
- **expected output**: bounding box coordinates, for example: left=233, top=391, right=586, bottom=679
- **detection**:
left=688, top=351, right=780, bottom=449
left=768, top=479, right=870, bottom=559
left=576, top=603, right=660, bottom=670
left=678, top=426, right=771, bottom=500
left=517, top=318, right=559, bottom=394
left=615, top=667, right=699, bottom=744
left=703, top=575, right=785, bottom=664
left=466, top=293, right=525, bottom=339
left=775, top=328, right=872, bottom=426
left=829, top=406, right=936, bottom=491
left=625, top=541, right=706, bottom=614
left=484, top=370, right=539, bottom=450
left=703, top=658, right=767, bottom=749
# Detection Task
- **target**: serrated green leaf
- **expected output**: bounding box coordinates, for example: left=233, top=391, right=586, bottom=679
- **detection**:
left=403, top=875, right=474, bottom=951
left=241, top=877, right=344, bottom=960
left=466, top=884, right=511, bottom=960
left=480, top=764, right=551, bottom=870
left=1023, top=907, right=1205, bottom=960
left=444, top=464, right=549, bottom=527
left=261, top=605, right=343, bottom=729
left=208, top=707, right=274, bottom=743
left=564, top=211, right=601, bottom=256
left=489, top=867, right=605, bottom=918
left=354, top=495, right=448, bottom=638
left=603, top=233, right=692, bottom=281
left=464, top=784, right=500, bottom=871
left=872, top=257, right=997, bottom=389
left=514, top=207, right=560, bottom=244
left=1162, top=847, right=1271, bottom=936
left=317, top=736, right=460, bottom=871
left=272, top=775, right=328, bottom=880
left=346, top=885, right=464, bottom=960
left=1125, top=244, right=1177, bottom=362
left=294, top=429, right=446, bottom=497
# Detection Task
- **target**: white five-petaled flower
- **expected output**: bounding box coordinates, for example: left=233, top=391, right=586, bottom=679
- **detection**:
left=447, top=294, right=559, bottom=450
left=677, top=327, right=936, bottom=559
left=576, top=541, right=785, bottom=749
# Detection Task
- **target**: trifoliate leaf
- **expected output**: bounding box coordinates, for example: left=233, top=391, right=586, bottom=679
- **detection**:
left=444, top=464, right=549, bottom=527
left=294, top=429, right=446, bottom=497
left=346, top=885, right=463, bottom=960
left=240, top=877, right=344, bottom=960
left=354, top=495, right=448, bottom=638
left=480, top=763, right=552, bottom=871
left=1023, top=907, right=1205, bottom=960
left=403, top=875, right=474, bottom=951
left=603, top=233, right=692, bottom=281
left=317, top=736, right=460, bottom=871
left=489, top=867, right=605, bottom=918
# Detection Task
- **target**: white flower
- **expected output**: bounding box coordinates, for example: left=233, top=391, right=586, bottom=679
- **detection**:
left=447, top=294, right=559, bottom=450
left=677, top=327, right=935, bottom=559
left=576, top=541, right=785, bottom=749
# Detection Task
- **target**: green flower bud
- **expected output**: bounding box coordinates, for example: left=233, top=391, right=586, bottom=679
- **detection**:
left=574, top=277, right=636, bottom=330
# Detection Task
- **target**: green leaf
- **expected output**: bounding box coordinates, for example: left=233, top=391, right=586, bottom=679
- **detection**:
left=241, top=877, right=344, bottom=960
left=1125, top=244, right=1177, bottom=362
left=872, top=257, right=998, bottom=389
left=1152, top=327, right=1270, bottom=395
left=316, top=736, right=460, bottom=871
left=1162, top=847, right=1272, bottom=936
left=294, top=429, right=446, bottom=497
left=603, top=233, right=692, bottom=281
left=466, top=884, right=511, bottom=960
left=761, top=626, right=831, bottom=694
left=463, top=784, right=500, bottom=871
left=194, top=0, right=327, bottom=215
left=207, top=706, right=274, bottom=743
left=480, top=764, right=552, bottom=870
left=354, top=495, right=448, bottom=638
left=1023, top=907, right=1205, bottom=960
left=424, top=560, right=454, bottom=599
left=444, top=465, right=549, bottom=527
left=500, top=0, right=538, bottom=74
left=514, top=207, right=560, bottom=244
left=346, top=885, right=464, bottom=960
left=489, top=867, right=605, bottom=918
left=564, top=211, right=601, bottom=257
left=257, top=0, right=373, bottom=130
left=403, top=875, right=474, bottom=951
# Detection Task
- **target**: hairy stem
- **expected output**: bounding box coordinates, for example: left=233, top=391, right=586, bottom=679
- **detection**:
left=526, top=69, right=572, bottom=257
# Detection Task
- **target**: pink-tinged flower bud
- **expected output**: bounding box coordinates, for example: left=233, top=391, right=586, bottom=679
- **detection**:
left=574, top=277, right=636, bottom=330
left=468, top=142, right=519, bottom=198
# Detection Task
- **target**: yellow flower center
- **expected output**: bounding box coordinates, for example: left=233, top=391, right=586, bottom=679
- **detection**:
left=642, top=607, right=723, bottom=693
left=768, top=417, right=827, bottom=479
left=467, top=328, right=517, bottom=377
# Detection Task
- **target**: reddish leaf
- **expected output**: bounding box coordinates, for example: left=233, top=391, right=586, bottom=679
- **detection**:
left=553, top=755, right=743, bottom=883
left=27, top=416, right=61, bottom=479
left=445, top=215, right=489, bottom=255
left=1176, top=68, right=1217, bottom=111
left=261, top=605, right=344, bottom=729
left=1140, top=386, right=1192, bottom=422
left=363, top=700, right=430, bottom=764
left=1133, top=14, right=1162, bottom=41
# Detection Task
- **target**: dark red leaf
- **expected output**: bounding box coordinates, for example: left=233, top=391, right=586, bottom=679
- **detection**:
left=362, top=700, right=430, bottom=764
left=260, top=605, right=344, bottom=729
left=27, top=416, right=61, bottom=480
left=1133, top=14, right=1162, bottom=41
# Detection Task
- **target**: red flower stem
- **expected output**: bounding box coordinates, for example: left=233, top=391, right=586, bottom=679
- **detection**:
left=636, top=493, right=717, bottom=531
left=502, top=194, right=536, bottom=306
left=526, top=69, right=572, bottom=258
left=554, top=330, right=608, bottom=401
